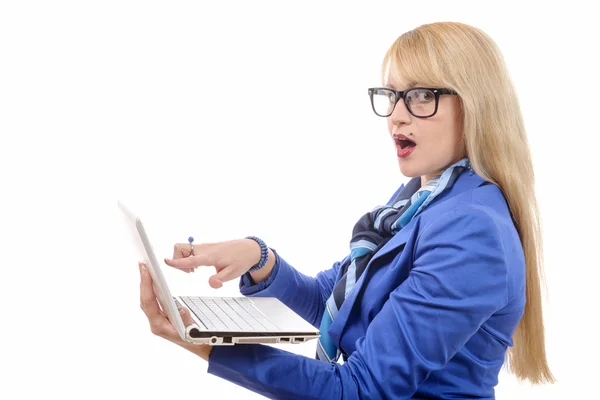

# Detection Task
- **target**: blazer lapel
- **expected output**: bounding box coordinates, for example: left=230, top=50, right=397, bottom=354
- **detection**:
left=328, top=171, right=488, bottom=350
left=328, top=221, right=414, bottom=349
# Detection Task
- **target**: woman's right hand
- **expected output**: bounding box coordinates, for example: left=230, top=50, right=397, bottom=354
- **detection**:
left=164, top=239, right=271, bottom=289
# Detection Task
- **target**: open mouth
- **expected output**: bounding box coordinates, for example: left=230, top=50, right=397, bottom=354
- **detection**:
left=394, top=135, right=416, bottom=149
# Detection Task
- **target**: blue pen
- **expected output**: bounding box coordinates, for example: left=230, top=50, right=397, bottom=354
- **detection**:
left=188, top=236, right=194, bottom=256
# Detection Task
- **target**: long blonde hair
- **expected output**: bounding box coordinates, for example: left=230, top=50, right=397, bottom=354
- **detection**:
left=381, top=22, right=554, bottom=384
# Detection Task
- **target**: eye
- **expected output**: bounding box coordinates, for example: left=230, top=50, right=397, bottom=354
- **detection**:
left=409, top=89, right=434, bottom=102
left=421, top=91, right=433, bottom=101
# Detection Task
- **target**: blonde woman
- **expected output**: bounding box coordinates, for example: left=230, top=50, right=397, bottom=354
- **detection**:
left=139, top=21, right=554, bottom=399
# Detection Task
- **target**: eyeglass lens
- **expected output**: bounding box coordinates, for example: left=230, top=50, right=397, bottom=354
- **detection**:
left=372, top=88, right=436, bottom=117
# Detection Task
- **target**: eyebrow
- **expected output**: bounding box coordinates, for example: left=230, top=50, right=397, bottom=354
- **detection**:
left=386, top=81, right=418, bottom=90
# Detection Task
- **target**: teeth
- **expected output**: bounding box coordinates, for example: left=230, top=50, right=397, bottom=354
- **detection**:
left=394, top=135, right=415, bottom=145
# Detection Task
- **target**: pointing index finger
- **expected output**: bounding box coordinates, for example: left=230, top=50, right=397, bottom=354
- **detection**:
left=164, top=254, right=212, bottom=270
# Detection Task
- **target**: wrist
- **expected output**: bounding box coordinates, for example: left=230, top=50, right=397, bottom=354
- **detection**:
left=245, top=236, right=269, bottom=273
left=250, top=248, right=276, bottom=284
left=178, top=342, right=213, bottom=362
left=203, top=345, right=213, bottom=361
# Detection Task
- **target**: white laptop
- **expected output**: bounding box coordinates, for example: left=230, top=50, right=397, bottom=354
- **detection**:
left=118, top=201, right=320, bottom=346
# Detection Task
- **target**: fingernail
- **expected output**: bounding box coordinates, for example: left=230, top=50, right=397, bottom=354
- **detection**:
left=178, top=307, right=185, bottom=315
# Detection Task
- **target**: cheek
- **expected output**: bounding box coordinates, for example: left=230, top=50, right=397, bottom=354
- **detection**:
left=421, top=127, right=463, bottom=162
left=450, top=129, right=465, bottom=155
left=386, top=118, right=393, bottom=134
left=434, top=131, right=462, bottom=157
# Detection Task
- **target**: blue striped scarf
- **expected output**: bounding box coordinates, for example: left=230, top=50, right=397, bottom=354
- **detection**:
left=316, top=158, right=470, bottom=362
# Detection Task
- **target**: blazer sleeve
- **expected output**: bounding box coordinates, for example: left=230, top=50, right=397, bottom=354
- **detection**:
left=207, top=205, right=509, bottom=399
left=238, top=249, right=349, bottom=329
left=236, top=183, right=404, bottom=329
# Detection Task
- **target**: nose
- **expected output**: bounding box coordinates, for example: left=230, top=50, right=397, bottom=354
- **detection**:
left=389, top=98, right=412, bottom=126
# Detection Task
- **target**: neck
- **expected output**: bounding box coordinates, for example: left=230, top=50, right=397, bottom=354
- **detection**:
left=422, top=156, right=469, bottom=186
left=421, top=171, right=440, bottom=186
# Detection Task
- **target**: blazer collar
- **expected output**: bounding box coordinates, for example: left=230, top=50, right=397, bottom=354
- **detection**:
left=370, top=170, right=487, bottom=264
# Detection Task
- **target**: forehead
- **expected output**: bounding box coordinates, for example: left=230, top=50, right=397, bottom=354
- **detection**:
left=385, top=75, right=420, bottom=90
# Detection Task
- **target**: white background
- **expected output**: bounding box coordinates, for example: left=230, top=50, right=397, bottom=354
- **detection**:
left=1, top=1, right=598, bottom=399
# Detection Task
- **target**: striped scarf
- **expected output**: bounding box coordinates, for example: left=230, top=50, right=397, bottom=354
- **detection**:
left=316, top=158, right=470, bottom=362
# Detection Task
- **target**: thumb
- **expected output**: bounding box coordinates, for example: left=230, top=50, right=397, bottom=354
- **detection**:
left=178, top=306, right=195, bottom=326
left=208, top=266, right=240, bottom=289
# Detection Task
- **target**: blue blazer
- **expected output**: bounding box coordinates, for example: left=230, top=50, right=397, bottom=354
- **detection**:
left=207, top=170, right=526, bottom=399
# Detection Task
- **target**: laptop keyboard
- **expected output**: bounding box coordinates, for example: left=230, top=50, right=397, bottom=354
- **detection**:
left=179, top=296, right=279, bottom=332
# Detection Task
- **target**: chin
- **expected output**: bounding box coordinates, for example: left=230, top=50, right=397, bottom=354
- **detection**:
left=397, top=158, right=423, bottom=178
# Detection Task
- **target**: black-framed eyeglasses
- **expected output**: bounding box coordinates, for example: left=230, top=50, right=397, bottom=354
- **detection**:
left=368, top=87, right=458, bottom=118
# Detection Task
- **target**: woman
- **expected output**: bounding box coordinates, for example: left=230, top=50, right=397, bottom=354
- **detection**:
left=138, top=21, right=554, bottom=399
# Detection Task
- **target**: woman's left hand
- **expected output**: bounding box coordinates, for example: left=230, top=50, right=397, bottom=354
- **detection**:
left=138, top=262, right=213, bottom=361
